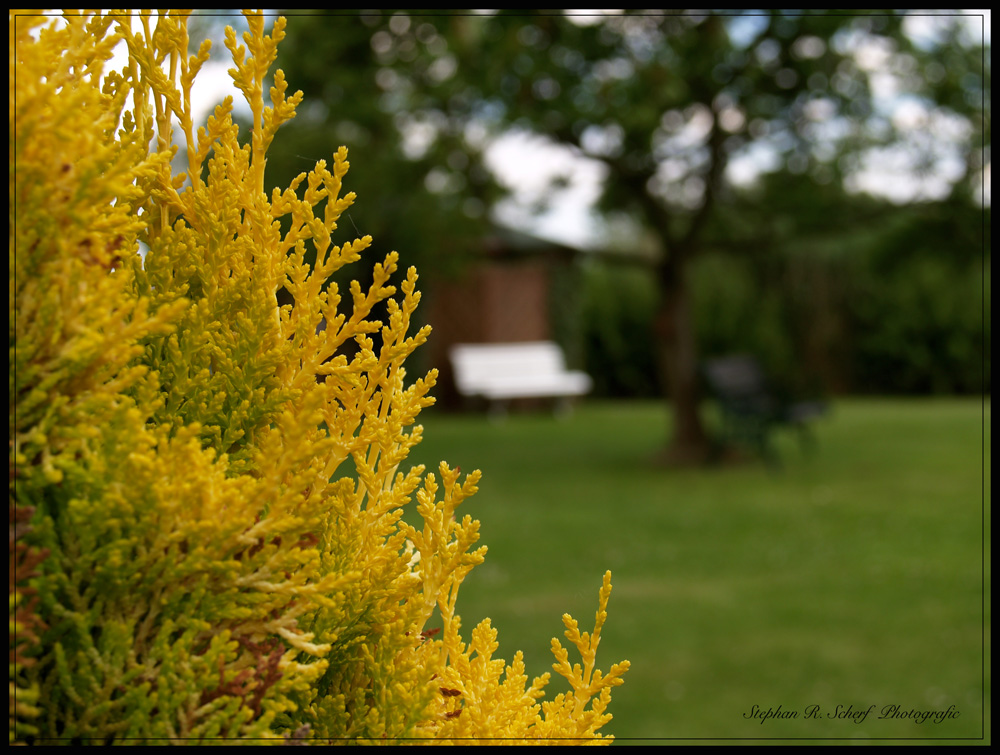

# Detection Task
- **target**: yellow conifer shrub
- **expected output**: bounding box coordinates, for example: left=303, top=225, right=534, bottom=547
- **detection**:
left=10, top=10, right=629, bottom=744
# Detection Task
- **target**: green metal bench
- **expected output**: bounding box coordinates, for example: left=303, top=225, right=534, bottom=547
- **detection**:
left=702, top=355, right=827, bottom=465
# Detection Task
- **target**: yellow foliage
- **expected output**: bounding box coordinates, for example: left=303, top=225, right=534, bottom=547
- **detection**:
left=10, top=10, right=628, bottom=744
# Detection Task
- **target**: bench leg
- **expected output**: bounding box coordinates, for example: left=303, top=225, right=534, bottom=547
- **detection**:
left=759, top=433, right=782, bottom=470
left=745, top=422, right=780, bottom=468
left=488, top=399, right=509, bottom=423
left=554, top=396, right=574, bottom=419
left=795, top=422, right=818, bottom=455
left=721, top=415, right=782, bottom=468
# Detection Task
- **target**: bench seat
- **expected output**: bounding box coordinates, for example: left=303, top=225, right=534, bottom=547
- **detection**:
left=449, top=341, right=592, bottom=415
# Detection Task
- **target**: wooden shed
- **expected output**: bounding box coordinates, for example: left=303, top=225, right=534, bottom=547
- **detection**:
left=424, top=227, right=582, bottom=409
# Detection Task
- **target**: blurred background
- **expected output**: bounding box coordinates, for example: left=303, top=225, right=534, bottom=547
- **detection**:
left=181, top=10, right=989, bottom=742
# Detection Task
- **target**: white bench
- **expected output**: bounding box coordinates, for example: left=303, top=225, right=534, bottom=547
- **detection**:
left=449, top=341, right=592, bottom=418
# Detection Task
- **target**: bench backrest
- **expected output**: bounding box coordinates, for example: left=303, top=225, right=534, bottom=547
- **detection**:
left=449, top=341, right=570, bottom=394
left=703, top=355, right=768, bottom=400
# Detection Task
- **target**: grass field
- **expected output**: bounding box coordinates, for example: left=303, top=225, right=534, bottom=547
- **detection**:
left=402, top=397, right=990, bottom=744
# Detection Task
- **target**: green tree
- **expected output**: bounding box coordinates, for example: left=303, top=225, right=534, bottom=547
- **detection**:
left=265, top=13, right=494, bottom=283
left=270, top=10, right=988, bottom=461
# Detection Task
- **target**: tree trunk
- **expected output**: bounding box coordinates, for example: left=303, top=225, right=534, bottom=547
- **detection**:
left=654, top=256, right=713, bottom=465
left=621, top=163, right=716, bottom=465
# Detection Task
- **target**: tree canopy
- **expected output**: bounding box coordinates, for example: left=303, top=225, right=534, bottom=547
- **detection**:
left=264, top=10, right=989, bottom=459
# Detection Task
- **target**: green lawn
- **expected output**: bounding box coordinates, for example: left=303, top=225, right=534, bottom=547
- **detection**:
left=403, top=398, right=990, bottom=744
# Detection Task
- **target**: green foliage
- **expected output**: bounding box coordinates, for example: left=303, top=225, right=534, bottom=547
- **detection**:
left=849, top=252, right=989, bottom=395
left=692, top=172, right=988, bottom=397
left=10, top=10, right=628, bottom=744
left=580, top=263, right=660, bottom=399
left=690, top=253, right=796, bottom=379
left=264, top=13, right=493, bottom=282
left=253, top=12, right=988, bottom=423
left=579, top=225, right=987, bottom=402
